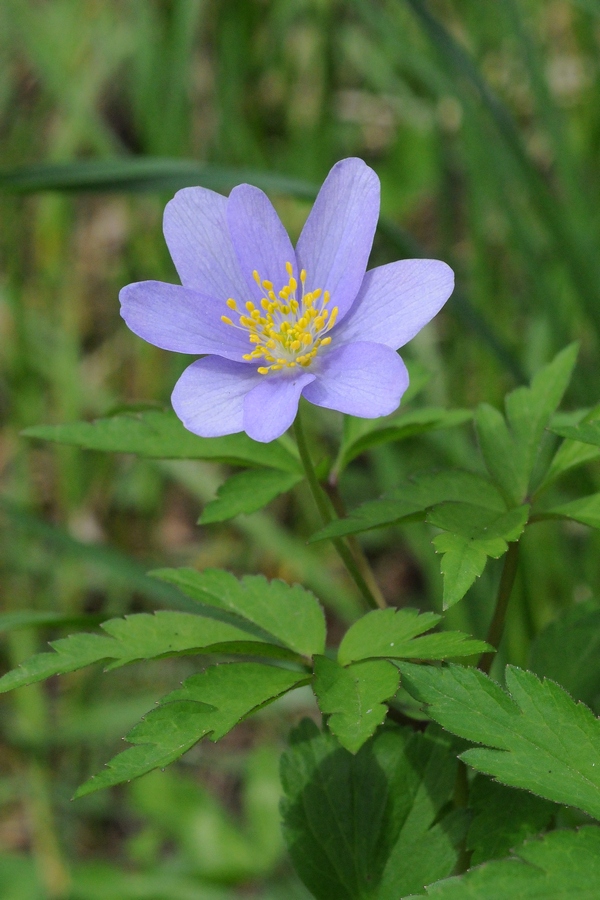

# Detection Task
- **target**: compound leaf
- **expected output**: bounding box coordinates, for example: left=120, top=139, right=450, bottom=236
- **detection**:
left=338, top=608, right=490, bottom=666
left=75, top=662, right=306, bottom=796
left=399, top=662, right=600, bottom=819
left=313, top=656, right=399, bottom=753
left=432, top=533, right=507, bottom=610
left=23, top=409, right=300, bottom=471
left=151, top=569, right=326, bottom=659
left=199, top=468, right=303, bottom=524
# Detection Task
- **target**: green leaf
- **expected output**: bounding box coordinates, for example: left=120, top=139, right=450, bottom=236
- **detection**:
left=539, top=405, right=600, bottom=490
left=408, top=827, right=600, bottom=899
left=0, top=610, right=303, bottom=695
left=335, top=407, right=471, bottom=475
left=476, top=345, right=578, bottom=504
left=23, top=409, right=300, bottom=471
left=529, top=601, right=600, bottom=708
left=399, top=662, right=600, bottom=819
left=151, top=568, right=326, bottom=659
left=550, top=420, right=600, bottom=447
left=310, top=470, right=505, bottom=543
left=280, top=719, right=467, bottom=900
left=199, top=468, right=303, bottom=524
left=0, top=611, right=106, bottom=633
left=432, top=533, right=507, bottom=610
left=313, top=656, right=399, bottom=753
left=467, top=775, right=555, bottom=866
left=338, top=608, right=491, bottom=666
left=75, top=662, right=306, bottom=797
left=427, top=504, right=529, bottom=542
left=541, top=493, right=600, bottom=529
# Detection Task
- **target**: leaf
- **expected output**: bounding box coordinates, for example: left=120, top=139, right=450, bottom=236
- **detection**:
left=466, top=775, right=555, bottom=866
left=335, top=407, right=471, bottom=475
left=23, top=409, right=300, bottom=471
left=199, top=468, right=302, bottom=524
left=541, top=493, right=600, bottom=529
left=0, top=609, right=303, bottom=695
left=399, top=662, right=600, bottom=819
left=529, top=601, right=600, bottom=709
left=338, top=608, right=491, bottom=666
left=75, top=662, right=306, bottom=797
left=310, top=470, right=506, bottom=543
left=313, top=656, right=399, bottom=753
left=280, top=719, right=467, bottom=900
left=427, top=504, right=529, bottom=542
left=151, top=569, right=326, bottom=659
left=476, top=345, right=579, bottom=504
left=432, top=533, right=507, bottom=610
left=408, top=827, right=600, bottom=899
left=550, top=420, right=600, bottom=447
left=0, top=611, right=106, bottom=633
left=540, top=404, right=600, bottom=490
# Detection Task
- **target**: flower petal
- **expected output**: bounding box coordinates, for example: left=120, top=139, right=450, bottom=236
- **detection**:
left=172, top=357, right=263, bottom=437
left=120, top=281, right=251, bottom=360
left=302, top=342, right=408, bottom=418
left=295, top=158, right=380, bottom=321
left=163, top=187, right=249, bottom=300
left=334, top=259, right=454, bottom=349
left=243, top=372, right=315, bottom=443
left=227, top=184, right=297, bottom=303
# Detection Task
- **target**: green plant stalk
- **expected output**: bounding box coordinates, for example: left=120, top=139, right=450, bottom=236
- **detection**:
left=478, top=542, right=520, bottom=675
left=293, top=410, right=386, bottom=611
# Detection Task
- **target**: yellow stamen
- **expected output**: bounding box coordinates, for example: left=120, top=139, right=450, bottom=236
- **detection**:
left=221, top=315, right=233, bottom=325
left=226, top=298, right=238, bottom=310
left=257, top=367, right=269, bottom=375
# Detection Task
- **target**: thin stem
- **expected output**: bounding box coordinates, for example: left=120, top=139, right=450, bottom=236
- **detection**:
left=293, top=411, right=386, bottom=611
left=478, top=542, right=520, bottom=675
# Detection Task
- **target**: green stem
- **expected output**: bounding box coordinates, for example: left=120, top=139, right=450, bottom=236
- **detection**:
left=478, top=542, right=520, bottom=675
left=293, top=411, right=386, bottom=611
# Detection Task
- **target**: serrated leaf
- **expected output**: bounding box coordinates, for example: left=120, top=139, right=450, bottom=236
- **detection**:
left=313, top=656, right=399, bottom=753
left=399, top=662, right=600, bottom=819
left=540, top=405, right=600, bottom=490
left=310, top=470, right=505, bottom=543
left=409, top=827, right=600, bottom=899
left=427, top=503, right=529, bottom=541
left=432, top=533, right=507, bottom=609
left=336, top=407, right=471, bottom=474
left=476, top=345, right=578, bottom=504
left=529, top=602, right=600, bottom=709
left=338, top=608, right=490, bottom=666
left=23, top=409, right=300, bottom=471
left=541, top=493, right=600, bottom=529
left=0, top=610, right=302, bottom=694
left=467, top=775, right=555, bottom=866
left=280, top=719, right=467, bottom=900
left=75, top=663, right=306, bottom=797
left=151, top=569, right=326, bottom=659
left=199, top=468, right=302, bottom=524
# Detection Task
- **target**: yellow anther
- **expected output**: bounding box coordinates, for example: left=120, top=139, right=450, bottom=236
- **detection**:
left=321, top=336, right=332, bottom=346
left=289, top=278, right=297, bottom=292
left=245, top=301, right=255, bottom=312
left=249, top=334, right=261, bottom=343
left=221, top=315, right=233, bottom=325
left=226, top=298, right=238, bottom=310
left=251, top=310, right=261, bottom=321
left=271, top=364, right=283, bottom=371
left=242, top=353, right=253, bottom=360
left=257, top=366, right=269, bottom=375
left=290, top=340, right=301, bottom=351
left=253, top=270, right=261, bottom=284
left=268, top=290, right=277, bottom=302
left=285, top=261, right=293, bottom=276
left=313, top=288, right=322, bottom=300
left=302, top=334, right=312, bottom=345
left=328, top=307, right=339, bottom=328
left=262, top=279, right=273, bottom=290
left=300, top=269, right=306, bottom=283
left=323, top=291, right=330, bottom=304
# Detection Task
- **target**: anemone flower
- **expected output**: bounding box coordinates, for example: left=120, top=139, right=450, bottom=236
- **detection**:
left=120, top=158, right=453, bottom=443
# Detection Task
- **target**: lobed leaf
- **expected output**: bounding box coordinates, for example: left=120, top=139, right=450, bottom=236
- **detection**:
left=280, top=719, right=467, bottom=900
left=313, top=656, right=400, bottom=753
left=407, top=827, right=600, bottom=899
left=23, top=409, right=300, bottom=471
left=199, top=468, right=302, bottom=524
left=151, top=568, right=326, bottom=659
left=338, top=608, right=490, bottom=666
left=75, top=663, right=306, bottom=797
left=399, top=662, right=600, bottom=819
left=432, top=533, right=507, bottom=610
left=540, top=493, right=600, bottom=529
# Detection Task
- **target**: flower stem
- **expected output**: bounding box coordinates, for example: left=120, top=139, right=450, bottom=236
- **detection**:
left=478, top=541, right=520, bottom=675
left=293, top=411, right=386, bottom=611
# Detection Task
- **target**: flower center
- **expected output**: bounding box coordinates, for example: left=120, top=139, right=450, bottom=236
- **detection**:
left=221, top=261, right=338, bottom=374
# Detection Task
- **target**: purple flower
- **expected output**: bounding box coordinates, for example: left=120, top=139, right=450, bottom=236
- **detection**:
left=120, top=158, right=454, bottom=443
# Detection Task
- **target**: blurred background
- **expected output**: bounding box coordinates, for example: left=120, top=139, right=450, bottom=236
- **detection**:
left=2, top=0, right=600, bottom=896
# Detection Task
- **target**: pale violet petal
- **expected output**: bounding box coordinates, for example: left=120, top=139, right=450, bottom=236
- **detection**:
left=295, top=158, right=380, bottom=321
left=227, top=184, right=297, bottom=303
left=334, top=259, right=454, bottom=349
left=243, top=372, right=315, bottom=443
left=163, top=187, right=249, bottom=301
left=120, top=281, right=251, bottom=360
left=172, top=357, right=262, bottom=437
left=303, top=342, right=408, bottom=418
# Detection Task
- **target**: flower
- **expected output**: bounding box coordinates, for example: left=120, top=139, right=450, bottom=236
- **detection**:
left=120, top=158, right=454, bottom=443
